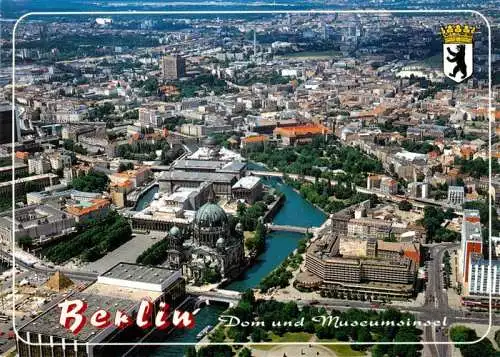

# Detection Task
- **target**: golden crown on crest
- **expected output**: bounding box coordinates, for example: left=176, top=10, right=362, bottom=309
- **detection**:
left=440, top=24, right=476, bottom=44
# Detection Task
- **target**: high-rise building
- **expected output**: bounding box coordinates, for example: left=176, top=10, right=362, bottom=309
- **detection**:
left=28, top=154, right=52, bottom=175
left=0, top=103, right=20, bottom=144
left=459, top=210, right=483, bottom=284
left=408, top=181, right=429, bottom=199
left=161, top=55, right=185, bottom=79
left=139, top=108, right=162, bottom=128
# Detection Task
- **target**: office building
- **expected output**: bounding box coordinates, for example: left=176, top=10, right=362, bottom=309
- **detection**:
left=65, top=199, right=111, bottom=223
left=296, top=234, right=418, bottom=300
left=161, top=55, right=185, bottom=79
left=138, top=108, right=162, bottom=128
left=0, top=103, right=20, bottom=144
left=0, top=163, right=28, bottom=182
left=0, top=204, right=76, bottom=245
left=273, top=123, right=329, bottom=146
left=26, top=189, right=101, bottom=207
left=448, top=185, right=465, bottom=205
left=408, top=181, right=430, bottom=199
left=0, top=173, right=59, bottom=200
left=459, top=210, right=483, bottom=285
left=367, top=175, right=398, bottom=195
left=28, top=155, right=52, bottom=175
left=467, top=256, right=500, bottom=297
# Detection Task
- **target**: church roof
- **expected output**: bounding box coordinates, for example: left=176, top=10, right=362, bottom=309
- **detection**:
left=195, top=202, right=228, bottom=228
left=169, top=225, right=181, bottom=237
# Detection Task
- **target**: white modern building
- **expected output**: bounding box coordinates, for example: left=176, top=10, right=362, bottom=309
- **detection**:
left=448, top=185, right=465, bottom=206
left=468, top=257, right=500, bottom=297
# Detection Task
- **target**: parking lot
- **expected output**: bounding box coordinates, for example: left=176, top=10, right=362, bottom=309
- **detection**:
left=84, top=232, right=163, bottom=274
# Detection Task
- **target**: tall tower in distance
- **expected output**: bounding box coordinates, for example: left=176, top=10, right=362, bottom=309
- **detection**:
left=253, top=29, right=257, bottom=58
left=161, top=54, right=186, bottom=80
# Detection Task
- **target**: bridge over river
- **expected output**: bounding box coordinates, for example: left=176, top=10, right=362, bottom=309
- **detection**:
left=266, top=224, right=316, bottom=234
left=189, top=288, right=242, bottom=309
left=247, top=170, right=333, bottom=184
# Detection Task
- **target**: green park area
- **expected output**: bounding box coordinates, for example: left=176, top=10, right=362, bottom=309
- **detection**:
left=41, top=212, right=132, bottom=264
left=201, top=290, right=422, bottom=357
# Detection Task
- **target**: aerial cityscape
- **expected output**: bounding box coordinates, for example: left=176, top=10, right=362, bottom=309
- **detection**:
left=0, top=1, right=498, bottom=356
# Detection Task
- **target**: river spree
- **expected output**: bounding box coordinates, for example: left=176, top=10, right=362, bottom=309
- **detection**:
left=145, top=304, right=227, bottom=357
left=226, top=177, right=326, bottom=291
left=134, top=184, right=159, bottom=211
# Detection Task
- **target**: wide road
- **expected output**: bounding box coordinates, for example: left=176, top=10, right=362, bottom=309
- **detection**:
left=423, top=243, right=456, bottom=357
left=0, top=249, right=97, bottom=282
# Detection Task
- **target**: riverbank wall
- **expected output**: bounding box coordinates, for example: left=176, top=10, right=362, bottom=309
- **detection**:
left=130, top=182, right=158, bottom=209
left=263, top=194, right=285, bottom=223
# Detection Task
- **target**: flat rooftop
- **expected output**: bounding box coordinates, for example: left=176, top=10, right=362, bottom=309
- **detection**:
left=232, top=176, right=261, bottom=190
left=84, top=282, right=162, bottom=301
left=0, top=204, right=71, bottom=230
left=0, top=173, right=58, bottom=188
left=20, top=291, right=136, bottom=342
left=219, top=161, right=247, bottom=173
left=0, top=163, right=28, bottom=172
left=174, top=159, right=224, bottom=170
left=99, top=262, right=178, bottom=286
left=159, top=170, right=236, bottom=183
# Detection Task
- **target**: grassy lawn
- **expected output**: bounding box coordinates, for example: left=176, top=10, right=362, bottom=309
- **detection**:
left=243, top=231, right=255, bottom=241
left=251, top=335, right=366, bottom=356
left=318, top=339, right=366, bottom=357
left=251, top=332, right=313, bottom=351
left=280, top=50, right=341, bottom=59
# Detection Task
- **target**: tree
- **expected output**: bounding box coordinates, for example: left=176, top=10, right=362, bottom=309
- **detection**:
left=420, top=206, right=447, bottom=242
left=204, top=267, right=222, bottom=284
left=245, top=220, right=266, bottom=255
left=71, top=171, right=109, bottom=193
left=250, top=328, right=267, bottom=342
left=197, top=345, right=234, bottom=357
left=136, top=239, right=169, bottom=265
left=45, top=213, right=132, bottom=264
left=18, top=236, right=33, bottom=249
left=184, top=346, right=197, bottom=357
left=450, top=325, right=500, bottom=357
left=208, top=326, right=226, bottom=343
left=238, top=347, right=252, bottom=357
left=297, top=238, right=308, bottom=254
left=398, top=200, right=413, bottom=211
left=117, top=162, right=134, bottom=172
left=237, top=202, right=247, bottom=217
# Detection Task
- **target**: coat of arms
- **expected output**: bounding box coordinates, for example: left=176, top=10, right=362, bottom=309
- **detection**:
left=441, top=24, right=475, bottom=83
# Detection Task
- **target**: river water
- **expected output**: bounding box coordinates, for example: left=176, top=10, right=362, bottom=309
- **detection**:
left=225, top=176, right=326, bottom=292
left=136, top=167, right=326, bottom=355
left=134, top=184, right=159, bottom=211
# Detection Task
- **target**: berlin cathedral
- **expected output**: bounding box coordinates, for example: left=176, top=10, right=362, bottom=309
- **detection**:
left=164, top=196, right=245, bottom=283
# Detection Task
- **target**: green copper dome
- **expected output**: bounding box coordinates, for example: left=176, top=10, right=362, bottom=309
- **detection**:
left=195, top=202, right=228, bottom=228
left=169, top=226, right=181, bottom=237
